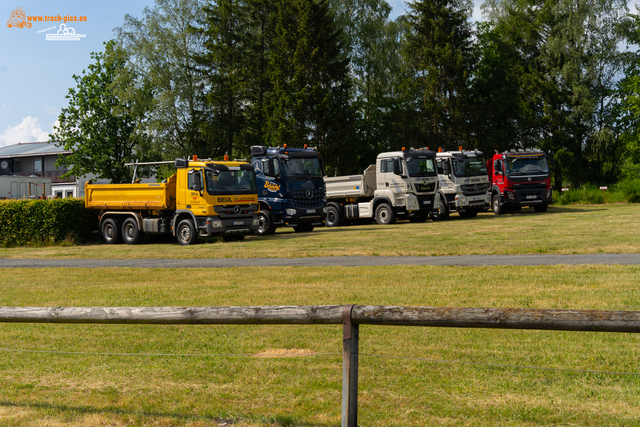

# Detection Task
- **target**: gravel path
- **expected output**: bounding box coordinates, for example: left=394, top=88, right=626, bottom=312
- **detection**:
left=1, top=253, right=640, bottom=268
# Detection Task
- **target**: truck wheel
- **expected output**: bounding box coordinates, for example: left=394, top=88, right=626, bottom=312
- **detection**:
left=375, top=203, right=396, bottom=225
left=223, top=235, right=245, bottom=242
left=325, top=206, right=342, bottom=227
left=256, top=211, right=276, bottom=236
left=293, top=223, right=314, bottom=233
left=122, top=218, right=144, bottom=245
left=176, top=219, right=198, bottom=245
left=534, top=204, right=548, bottom=213
left=430, top=194, right=449, bottom=221
left=101, top=218, right=122, bottom=245
left=459, top=210, right=478, bottom=219
left=492, top=194, right=503, bottom=215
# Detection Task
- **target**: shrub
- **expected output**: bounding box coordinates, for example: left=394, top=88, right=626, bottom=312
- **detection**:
left=0, top=198, right=99, bottom=247
left=555, top=185, right=605, bottom=205
left=615, top=178, right=640, bottom=203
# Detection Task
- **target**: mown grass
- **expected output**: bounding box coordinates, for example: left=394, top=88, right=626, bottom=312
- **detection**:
left=0, top=204, right=639, bottom=259
left=2, top=266, right=640, bottom=426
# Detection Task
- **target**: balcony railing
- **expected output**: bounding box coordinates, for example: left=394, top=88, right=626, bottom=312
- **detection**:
left=12, top=170, right=75, bottom=183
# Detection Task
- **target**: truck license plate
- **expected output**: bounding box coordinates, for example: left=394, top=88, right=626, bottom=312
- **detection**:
left=306, top=209, right=315, bottom=213
left=526, top=195, right=537, bottom=199
left=233, top=221, right=244, bottom=225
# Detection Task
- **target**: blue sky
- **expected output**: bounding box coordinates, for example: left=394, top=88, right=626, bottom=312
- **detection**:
left=0, top=0, right=484, bottom=148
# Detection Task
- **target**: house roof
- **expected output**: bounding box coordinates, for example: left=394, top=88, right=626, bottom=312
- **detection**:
left=0, top=142, right=72, bottom=159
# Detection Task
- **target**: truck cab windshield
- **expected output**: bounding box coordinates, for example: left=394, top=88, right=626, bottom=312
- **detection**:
left=206, top=169, right=256, bottom=195
left=452, top=158, right=487, bottom=177
left=283, top=158, right=323, bottom=178
left=406, top=158, right=437, bottom=177
left=505, top=157, right=548, bottom=175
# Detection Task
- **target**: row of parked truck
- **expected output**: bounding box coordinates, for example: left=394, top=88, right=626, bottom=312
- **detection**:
left=84, top=146, right=553, bottom=245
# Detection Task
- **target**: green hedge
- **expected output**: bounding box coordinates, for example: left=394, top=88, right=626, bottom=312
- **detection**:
left=0, top=198, right=99, bottom=247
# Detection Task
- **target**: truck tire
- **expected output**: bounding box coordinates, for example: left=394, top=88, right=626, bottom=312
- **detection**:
left=375, top=203, right=396, bottom=225
left=430, top=194, right=449, bottom=221
left=459, top=210, right=478, bottom=219
left=325, top=206, right=342, bottom=227
left=293, top=223, right=314, bottom=233
left=256, top=210, right=276, bottom=236
left=101, top=218, right=121, bottom=245
left=492, top=193, right=503, bottom=215
left=176, top=219, right=198, bottom=245
left=534, top=203, right=548, bottom=213
left=122, top=217, right=145, bottom=245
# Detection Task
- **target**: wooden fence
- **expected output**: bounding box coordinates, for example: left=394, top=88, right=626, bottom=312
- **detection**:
left=3, top=305, right=640, bottom=426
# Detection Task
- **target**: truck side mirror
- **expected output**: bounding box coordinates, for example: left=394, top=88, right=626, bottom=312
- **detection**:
left=266, top=158, right=279, bottom=178
left=193, top=171, right=202, bottom=192
left=319, top=158, right=325, bottom=175
left=392, top=159, right=401, bottom=176
left=443, top=161, right=450, bottom=176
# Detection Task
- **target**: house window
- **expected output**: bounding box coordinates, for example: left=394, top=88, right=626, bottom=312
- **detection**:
left=14, top=160, right=21, bottom=173
left=34, top=159, right=42, bottom=172
left=55, top=191, right=63, bottom=198
left=66, top=191, right=73, bottom=198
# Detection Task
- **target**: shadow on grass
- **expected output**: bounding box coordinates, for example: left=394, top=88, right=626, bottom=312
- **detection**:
left=0, top=400, right=332, bottom=426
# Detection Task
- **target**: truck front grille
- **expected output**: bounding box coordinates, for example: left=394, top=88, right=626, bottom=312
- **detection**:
left=292, top=188, right=325, bottom=209
left=214, top=204, right=259, bottom=218
left=462, top=182, right=489, bottom=196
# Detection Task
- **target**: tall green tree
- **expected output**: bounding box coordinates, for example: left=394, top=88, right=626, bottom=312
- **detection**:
left=50, top=41, right=152, bottom=184
left=615, top=14, right=640, bottom=178
left=482, top=0, right=630, bottom=189
left=403, top=0, right=476, bottom=151
left=265, top=0, right=356, bottom=174
left=117, top=0, right=211, bottom=159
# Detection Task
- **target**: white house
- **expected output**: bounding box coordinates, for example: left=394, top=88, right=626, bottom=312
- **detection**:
left=0, top=142, right=155, bottom=198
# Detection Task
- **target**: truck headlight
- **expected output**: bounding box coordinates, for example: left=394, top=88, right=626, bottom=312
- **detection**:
left=286, top=208, right=297, bottom=216
left=212, top=220, right=223, bottom=228
left=323, top=207, right=327, bottom=213
left=252, top=218, right=260, bottom=226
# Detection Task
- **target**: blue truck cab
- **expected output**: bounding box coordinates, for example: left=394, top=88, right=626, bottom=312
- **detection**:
left=251, top=145, right=326, bottom=235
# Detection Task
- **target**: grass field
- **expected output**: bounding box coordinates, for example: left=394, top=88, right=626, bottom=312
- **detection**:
left=1, top=204, right=640, bottom=426
left=1, top=204, right=639, bottom=259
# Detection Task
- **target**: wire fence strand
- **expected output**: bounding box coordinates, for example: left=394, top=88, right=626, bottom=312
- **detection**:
left=1, top=347, right=638, bottom=377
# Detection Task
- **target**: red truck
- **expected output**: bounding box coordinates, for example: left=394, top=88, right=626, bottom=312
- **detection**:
left=486, top=150, right=552, bottom=214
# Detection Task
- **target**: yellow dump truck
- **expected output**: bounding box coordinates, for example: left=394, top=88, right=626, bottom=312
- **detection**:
left=85, top=157, right=260, bottom=245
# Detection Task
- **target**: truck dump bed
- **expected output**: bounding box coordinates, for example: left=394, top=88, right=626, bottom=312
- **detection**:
left=324, top=165, right=376, bottom=199
left=85, top=175, right=176, bottom=210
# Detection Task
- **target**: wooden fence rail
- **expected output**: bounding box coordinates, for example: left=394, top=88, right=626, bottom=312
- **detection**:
left=3, top=304, right=640, bottom=427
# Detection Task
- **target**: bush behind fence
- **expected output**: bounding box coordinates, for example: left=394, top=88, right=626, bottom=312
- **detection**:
left=0, top=198, right=98, bottom=247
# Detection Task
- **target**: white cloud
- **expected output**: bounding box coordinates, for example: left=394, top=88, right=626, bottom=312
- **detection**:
left=0, top=116, right=51, bottom=147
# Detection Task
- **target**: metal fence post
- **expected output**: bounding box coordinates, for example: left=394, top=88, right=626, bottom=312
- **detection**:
left=342, top=304, right=358, bottom=427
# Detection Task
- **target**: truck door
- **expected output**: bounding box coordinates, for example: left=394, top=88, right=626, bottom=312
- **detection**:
left=493, top=158, right=504, bottom=186
left=187, top=169, right=207, bottom=215
left=378, top=158, right=404, bottom=201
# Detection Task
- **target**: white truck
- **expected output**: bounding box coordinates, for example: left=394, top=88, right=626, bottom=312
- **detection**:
left=324, top=148, right=438, bottom=226
left=431, top=149, right=490, bottom=220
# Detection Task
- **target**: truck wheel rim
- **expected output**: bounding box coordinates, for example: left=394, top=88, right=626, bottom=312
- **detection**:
left=327, top=211, right=335, bottom=224
left=180, top=226, right=191, bottom=241
left=258, top=216, right=267, bottom=233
